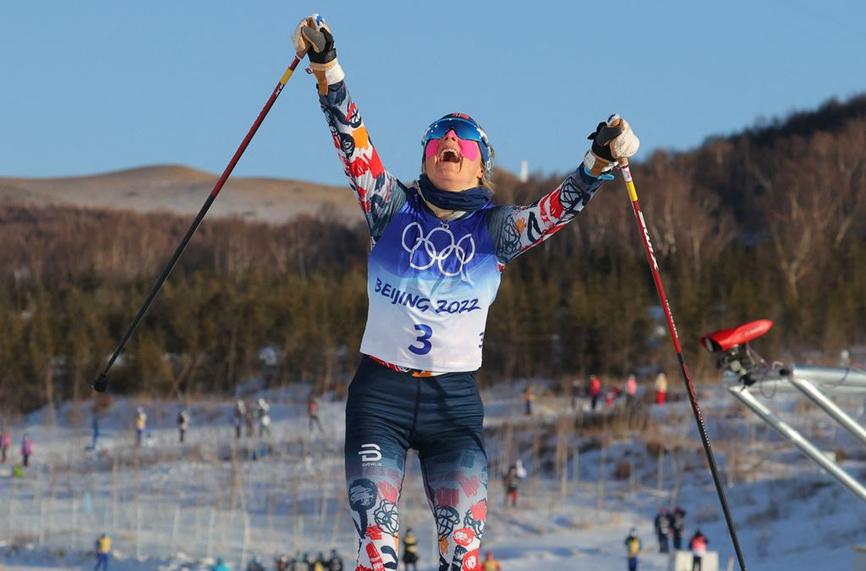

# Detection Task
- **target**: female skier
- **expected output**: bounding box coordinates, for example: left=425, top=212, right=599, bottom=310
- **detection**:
left=291, top=14, right=639, bottom=571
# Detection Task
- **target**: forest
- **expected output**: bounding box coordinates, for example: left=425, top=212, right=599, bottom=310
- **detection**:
left=2, top=95, right=866, bottom=412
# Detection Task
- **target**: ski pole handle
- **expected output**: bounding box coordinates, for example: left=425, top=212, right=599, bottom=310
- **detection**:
left=618, top=157, right=639, bottom=202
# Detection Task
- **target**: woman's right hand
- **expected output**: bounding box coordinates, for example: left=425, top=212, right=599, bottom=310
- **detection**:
left=291, top=14, right=334, bottom=61
left=291, top=14, right=343, bottom=93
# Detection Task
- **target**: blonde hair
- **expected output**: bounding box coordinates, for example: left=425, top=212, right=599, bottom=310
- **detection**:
left=481, top=143, right=496, bottom=193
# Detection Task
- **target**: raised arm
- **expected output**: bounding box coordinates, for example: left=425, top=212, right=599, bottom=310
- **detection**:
left=319, top=81, right=404, bottom=238
left=487, top=168, right=603, bottom=267
left=488, top=115, right=640, bottom=267
left=292, top=14, right=404, bottom=238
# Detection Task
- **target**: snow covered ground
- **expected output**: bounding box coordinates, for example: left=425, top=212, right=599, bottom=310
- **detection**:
left=2, top=378, right=866, bottom=571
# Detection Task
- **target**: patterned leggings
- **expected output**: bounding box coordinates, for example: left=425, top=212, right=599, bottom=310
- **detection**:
left=345, top=356, right=488, bottom=571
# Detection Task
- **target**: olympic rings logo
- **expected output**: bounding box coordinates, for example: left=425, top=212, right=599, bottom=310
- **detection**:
left=401, top=222, right=475, bottom=277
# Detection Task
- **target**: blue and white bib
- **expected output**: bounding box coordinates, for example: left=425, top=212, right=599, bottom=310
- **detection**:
left=360, top=189, right=501, bottom=372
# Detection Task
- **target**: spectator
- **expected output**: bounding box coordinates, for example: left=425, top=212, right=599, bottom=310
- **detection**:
left=308, top=396, right=324, bottom=433
left=654, top=507, right=671, bottom=553
left=233, top=400, right=246, bottom=440
left=654, top=373, right=668, bottom=405
left=624, top=527, right=642, bottom=571
left=94, top=532, right=111, bottom=571
left=135, top=406, right=147, bottom=447
left=625, top=374, right=637, bottom=408
left=257, top=398, right=271, bottom=437
left=20, top=433, right=33, bottom=467
left=246, top=556, right=265, bottom=571
left=671, top=506, right=686, bottom=550
left=604, top=386, right=621, bottom=408
left=689, top=529, right=708, bottom=571
left=523, top=385, right=535, bottom=415
left=481, top=551, right=501, bottom=571
left=91, top=415, right=100, bottom=449
left=327, top=549, right=344, bottom=571
left=312, top=553, right=327, bottom=571
left=178, top=408, right=191, bottom=443
left=402, top=527, right=419, bottom=571
left=1, top=427, right=10, bottom=463
left=588, top=375, right=602, bottom=411
left=212, top=556, right=231, bottom=571
left=503, top=460, right=526, bottom=507
left=290, top=553, right=306, bottom=571
left=840, top=349, right=852, bottom=368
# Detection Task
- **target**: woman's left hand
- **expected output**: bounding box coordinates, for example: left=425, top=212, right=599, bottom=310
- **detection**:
left=583, top=114, right=640, bottom=177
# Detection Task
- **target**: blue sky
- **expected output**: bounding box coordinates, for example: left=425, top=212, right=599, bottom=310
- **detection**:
left=2, top=1, right=865, bottom=187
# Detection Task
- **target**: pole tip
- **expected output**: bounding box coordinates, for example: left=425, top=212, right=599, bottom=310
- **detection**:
left=93, top=373, right=108, bottom=393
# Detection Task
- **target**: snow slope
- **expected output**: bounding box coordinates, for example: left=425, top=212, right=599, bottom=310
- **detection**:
left=2, top=380, right=865, bottom=571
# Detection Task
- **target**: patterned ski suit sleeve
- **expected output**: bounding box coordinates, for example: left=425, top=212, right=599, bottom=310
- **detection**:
left=319, top=80, right=405, bottom=239
left=487, top=168, right=604, bottom=268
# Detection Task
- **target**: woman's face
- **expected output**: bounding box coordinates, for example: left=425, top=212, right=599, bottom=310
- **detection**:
left=423, top=129, right=484, bottom=192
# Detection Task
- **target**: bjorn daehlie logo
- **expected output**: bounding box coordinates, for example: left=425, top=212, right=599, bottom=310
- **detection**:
left=401, top=222, right=475, bottom=277
left=358, top=443, right=382, bottom=463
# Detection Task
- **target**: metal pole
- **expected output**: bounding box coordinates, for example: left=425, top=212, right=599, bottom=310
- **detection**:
left=787, top=375, right=866, bottom=446
left=728, top=386, right=866, bottom=501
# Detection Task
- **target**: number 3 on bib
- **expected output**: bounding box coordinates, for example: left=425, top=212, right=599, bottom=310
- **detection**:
left=408, top=324, right=433, bottom=355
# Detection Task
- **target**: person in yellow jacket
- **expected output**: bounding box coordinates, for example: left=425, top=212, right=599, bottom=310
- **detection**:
left=481, top=551, right=501, bottom=571
left=135, top=406, right=147, bottom=447
left=401, top=528, right=419, bottom=571
left=94, top=533, right=112, bottom=571
left=624, top=528, right=643, bottom=571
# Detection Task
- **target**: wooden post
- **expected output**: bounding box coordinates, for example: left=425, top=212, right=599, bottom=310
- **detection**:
left=629, top=462, right=636, bottom=495
left=71, top=498, right=78, bottom=551
left=206, top=506, right=216, bottom=560
left=530, top=431, right=541, bottom=506
left=111, top=458, right=120, bottom=530
left=596, top=439, right=606, bottom=515
left=560, top=456, right=569, bottom=501
left=573, top=447, right=579, bottom=488
left=136, top=502, right=143, bottom=559
left=170, top=505, right=181, bottom=555
left=240, top=511, right=250, bottom=571
left=39, top=499, right=46, bottom=544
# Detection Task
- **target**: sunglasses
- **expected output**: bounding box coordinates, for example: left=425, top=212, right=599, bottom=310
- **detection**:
left=422, top=115, right=491, bottom=171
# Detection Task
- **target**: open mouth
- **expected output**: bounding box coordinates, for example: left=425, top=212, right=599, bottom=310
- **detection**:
left=438, top=148, right=461, bottom=164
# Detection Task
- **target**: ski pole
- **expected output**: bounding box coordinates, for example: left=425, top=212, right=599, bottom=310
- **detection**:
left=618, top=157, right=748, bottom=571
left=93, top=56, right=302, bottom=393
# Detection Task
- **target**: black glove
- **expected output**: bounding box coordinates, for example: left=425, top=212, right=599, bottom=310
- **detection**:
left=583, top=114, right=640, bottom=177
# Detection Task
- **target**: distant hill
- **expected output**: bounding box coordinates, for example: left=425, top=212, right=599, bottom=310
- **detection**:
left=0, top=165, right=364, bottom=225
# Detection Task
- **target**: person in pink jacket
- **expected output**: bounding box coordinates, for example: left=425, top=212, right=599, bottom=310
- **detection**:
left=625, top=374, right=638, bottom=408
left=20, top=433, right=33, bottom=467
